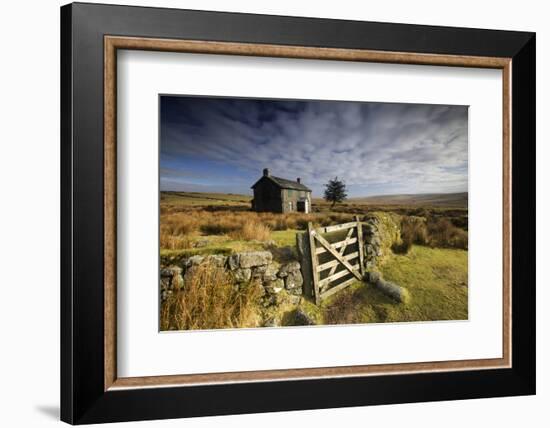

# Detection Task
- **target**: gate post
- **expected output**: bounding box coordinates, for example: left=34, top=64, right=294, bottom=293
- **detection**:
left=355, top=215, right=365, bottom=277
left=307, top=222, right=321, bottom=305
left=296, top=230, right=313, bottom=300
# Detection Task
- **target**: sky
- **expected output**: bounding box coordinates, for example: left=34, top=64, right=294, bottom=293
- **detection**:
left=160, top=95, right=468, bottom=198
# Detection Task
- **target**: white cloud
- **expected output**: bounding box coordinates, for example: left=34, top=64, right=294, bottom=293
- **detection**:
left=160, top=97, right=468, bottom=196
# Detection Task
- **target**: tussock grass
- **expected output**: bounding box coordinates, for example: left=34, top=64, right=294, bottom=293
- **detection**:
left=159, top=202, right=359, bottom=254
left=159, top=233, right=194, bottom=250
left=160, top=262, right=262, bottom=331
left=427, top=218, right=468, bottom=249
left=396, top=215, right=467, bottom=254
left=229, top=220, right=271, bottom=241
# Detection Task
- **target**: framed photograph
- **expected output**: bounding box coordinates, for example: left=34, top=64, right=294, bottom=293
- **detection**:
left=61, top=2, right=535, bottom=424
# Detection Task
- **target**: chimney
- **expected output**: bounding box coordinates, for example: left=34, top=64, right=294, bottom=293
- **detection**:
left=263, top=168, right=270, bottom=177
left=297, top=177, right=301, bottom=184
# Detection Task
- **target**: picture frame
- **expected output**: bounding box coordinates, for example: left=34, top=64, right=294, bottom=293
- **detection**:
left=60, top=2, right=535, bottom=424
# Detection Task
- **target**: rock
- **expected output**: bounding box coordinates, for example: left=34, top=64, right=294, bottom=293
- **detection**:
left=262, top=293, right=281, bottom=307
left=160, top=266, right=179, bottom=278
left=292, top=309, right=315, bottom=326
left=287, top=295, right=302, bottom=304
left=375, top=278, right=411, bottom=304
left=285, top=270, right=303, bottom=292
left=367, top=271, right=381, bottom=284
left=171, top=272, right=184, bottom=290
left=232, top=268, right=252, bottom=283
left=185, top=255, right=204, bottom=268
left=252, top=264, right=268, bottom=274
left=278, top=261, right=301, bottom=277
left=160, top=266, right=183, bottom=290
left=227, top=254, right=240, bottom=270
left=160, top=277, right=171, bottom=291
left=264, top=278, right=285, bottom=294
left=288, top=287, right=303, bottom=296
left=161, top=289, right=173, bottom=302
left=251, top=266, right=267, bottom=281
left=251, top=280, right=266, bottom=297
left=205, top=254, right=226, bottom=267
left=239, top=251, right=272, bottom=268
left=263, top=262, right=280, bottom=281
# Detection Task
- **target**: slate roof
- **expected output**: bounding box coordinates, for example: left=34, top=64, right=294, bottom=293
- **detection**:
left=251, top=175, right=312, bottom=192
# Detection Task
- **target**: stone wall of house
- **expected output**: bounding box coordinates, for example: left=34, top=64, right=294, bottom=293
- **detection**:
left=160, top=251, right=303, bottom=304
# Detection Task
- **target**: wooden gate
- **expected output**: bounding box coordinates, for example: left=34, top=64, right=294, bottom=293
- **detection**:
left=307, top=216, right=365, bottom=304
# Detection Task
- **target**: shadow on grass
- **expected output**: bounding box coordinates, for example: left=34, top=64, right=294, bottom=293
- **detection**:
left=322, top=282, right=398, bottom=325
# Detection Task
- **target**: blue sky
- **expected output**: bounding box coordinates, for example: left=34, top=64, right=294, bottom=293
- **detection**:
left=160, top=95, right=468, bottom=197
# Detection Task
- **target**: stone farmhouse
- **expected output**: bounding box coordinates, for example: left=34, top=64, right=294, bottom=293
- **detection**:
left=251, top=168, right=312, bottom=213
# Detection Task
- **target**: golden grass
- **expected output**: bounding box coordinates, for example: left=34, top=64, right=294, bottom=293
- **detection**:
left=230, top=220, right=271, bottom=241
left=160, top=262, right=262, bottom=331
left=396, top=215, right=467, bottom=253
left=159, top=232, right=194, bottom=250
left=159, top=193, right=468, bottom=255
left=427, top=218, right=468, bottom=250
left=159, top=208, right=343, bottom=252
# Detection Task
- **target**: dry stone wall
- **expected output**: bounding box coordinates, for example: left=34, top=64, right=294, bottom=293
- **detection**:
left=160, top=212, right=404, bottom=308
left=160, top=251, right=303, bottom=304
left=362, top=212, right=401, bottom=270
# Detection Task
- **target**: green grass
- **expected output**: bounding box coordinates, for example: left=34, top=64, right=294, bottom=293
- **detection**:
left=161, top=230, right=301, bottom=266
left=320, top=245, right=468, bottom=324
left=271, top=229, right=299, bottom=247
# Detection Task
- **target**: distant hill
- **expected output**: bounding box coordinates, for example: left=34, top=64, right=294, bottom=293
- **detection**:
left=161, top=191, right=251, bottom=207
left=162, top=190, right=468, bottom=209
left=347, top=192, right=468, bottom=208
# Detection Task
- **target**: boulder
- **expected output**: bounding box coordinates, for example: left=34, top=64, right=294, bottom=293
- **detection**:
left=160, top=266, right=183, bottom=290
left=160, top=277, right=171, bottom=292
left=227, top=254, right=240, bottom=270
left=263, top=262, right=280, bottom=281
left=278, top=261, right=301, bottom=278
left=161, top=289, right=173, bottom=302
left=285, top=270, right=303, bottom=293
left=205, top=254, right=227, bottom=268
left=160, top=266, right=180, bottom=278
left=171, top=272, right=184, bottom=290
left=232, top=268, right=252, bottom=283
left=239, top=251, right=272, bottom=268
left=185, top=255, right=204, bottom=268
left=251, top=265, right=267, bottom=280
left=375, top=278, right=411, bottom=304
left=367, top=271, right=381, bottom=284
left=264, top=278, right=285, bottom=294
